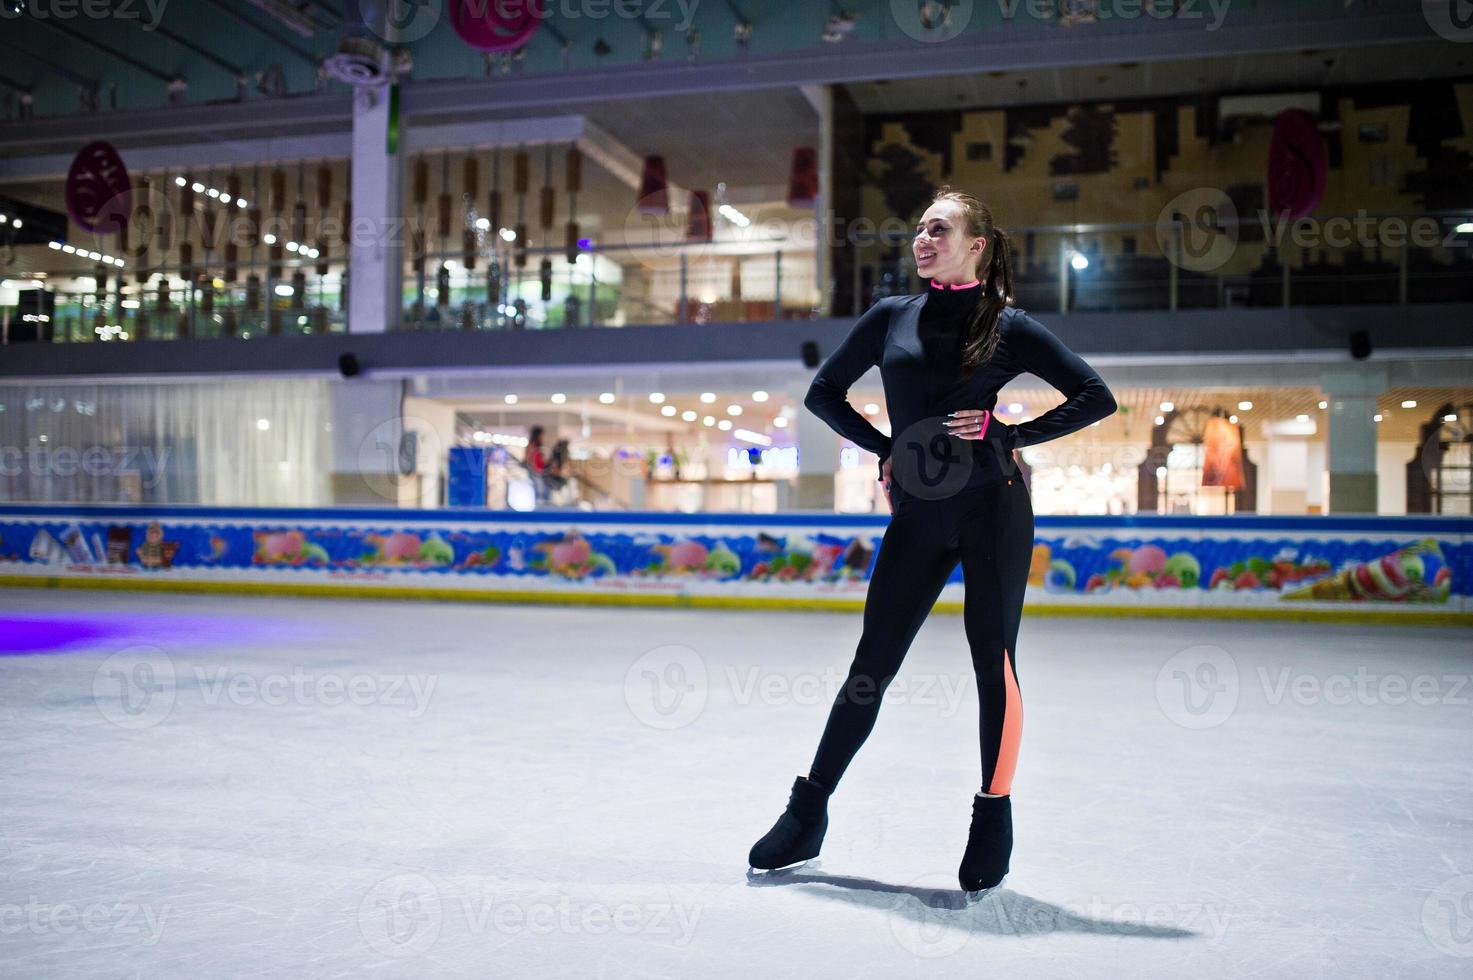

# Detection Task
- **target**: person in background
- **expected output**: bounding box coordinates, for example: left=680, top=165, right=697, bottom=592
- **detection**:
left=525, top=425, right=549, bottom=502
left=545, top=439, right=571, bottom=501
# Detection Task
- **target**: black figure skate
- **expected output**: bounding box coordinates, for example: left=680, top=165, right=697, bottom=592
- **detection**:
left=748, top=775, right=830, bottom=874
left=958, top=792, right=1011, bottom=900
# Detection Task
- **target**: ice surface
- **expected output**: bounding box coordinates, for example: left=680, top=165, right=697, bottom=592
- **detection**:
left=1, top=588, right=1470, bottom=978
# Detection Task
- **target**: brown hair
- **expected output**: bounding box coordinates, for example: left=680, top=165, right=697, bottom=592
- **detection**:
left=928, top=185, right=1012, bottom=378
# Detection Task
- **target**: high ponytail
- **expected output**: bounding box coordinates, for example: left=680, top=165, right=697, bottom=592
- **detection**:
left=928, top=186, right=1013, bottom=380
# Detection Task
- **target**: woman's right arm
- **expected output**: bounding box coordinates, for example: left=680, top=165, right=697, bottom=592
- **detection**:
left=802, top=298, right=894, bottom=480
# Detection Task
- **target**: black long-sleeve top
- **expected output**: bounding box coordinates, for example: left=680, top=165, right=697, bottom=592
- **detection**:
left=803, top=280, right=1118, bottom=497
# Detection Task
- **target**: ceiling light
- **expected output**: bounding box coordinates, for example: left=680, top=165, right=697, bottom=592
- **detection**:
left=551, top=393, right=566, bottom=404
left=700, top=392, right=715, bottom=403
left=752, top=390, right=769, bottom=402
left=649, top=392, right=665, bottom=403
left=599, top=392, right=615, bottom=403
left=1238, top=401, right=1253, bottom=411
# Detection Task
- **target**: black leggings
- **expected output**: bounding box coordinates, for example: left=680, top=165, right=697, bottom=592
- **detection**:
left=808, top=476, right=1034, bottom=795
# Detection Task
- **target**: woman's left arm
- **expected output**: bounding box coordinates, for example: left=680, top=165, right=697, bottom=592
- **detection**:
left=1000, top=309, right=1118, bottom=452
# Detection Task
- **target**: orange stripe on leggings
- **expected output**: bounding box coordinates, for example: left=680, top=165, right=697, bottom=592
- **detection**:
left=986, top=647, right=1022, bottom=796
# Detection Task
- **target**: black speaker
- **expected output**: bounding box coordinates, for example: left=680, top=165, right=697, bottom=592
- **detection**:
left=1349, top=330, right=1372, bottom=360
left=338, top=352, right=360, bottom=378
left=397, top=431, right=418, bottom=476
left=800, top=340, right=820, bottom=368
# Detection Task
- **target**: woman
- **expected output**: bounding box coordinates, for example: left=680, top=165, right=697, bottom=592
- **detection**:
left=747, top=187, right=1118, bottom=897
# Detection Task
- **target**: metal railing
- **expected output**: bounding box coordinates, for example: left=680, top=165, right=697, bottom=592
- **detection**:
left=9, top=211, right=1471, bottom=344
left=858, top=212, right=1473, bottom=313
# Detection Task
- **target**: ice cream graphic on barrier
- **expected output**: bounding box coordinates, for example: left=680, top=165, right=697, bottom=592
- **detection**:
left=1281, top=538, right=1451, bottom=603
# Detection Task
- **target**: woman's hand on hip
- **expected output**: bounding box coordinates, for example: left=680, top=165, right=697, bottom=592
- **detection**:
left=943, top=408, right=993, bottom=440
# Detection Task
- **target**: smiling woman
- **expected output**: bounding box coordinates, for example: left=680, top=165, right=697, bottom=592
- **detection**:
left=751, top=184, right=1118, bottom=896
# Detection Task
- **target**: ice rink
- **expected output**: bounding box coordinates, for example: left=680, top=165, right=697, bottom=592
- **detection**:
left=2, top=587, right=1470, bottom=978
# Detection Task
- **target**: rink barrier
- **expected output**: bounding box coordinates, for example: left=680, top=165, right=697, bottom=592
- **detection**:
left=1, top=505, right=1469, bottom=625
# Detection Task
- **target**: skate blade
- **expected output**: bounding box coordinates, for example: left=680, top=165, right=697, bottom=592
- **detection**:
left=746, top=858, right=819, bottom=879
left=962, top=875, right=1006, bottom=903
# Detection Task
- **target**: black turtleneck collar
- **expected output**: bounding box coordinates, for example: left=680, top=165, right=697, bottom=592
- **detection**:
left=924, top=277, right=982, bottom=316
